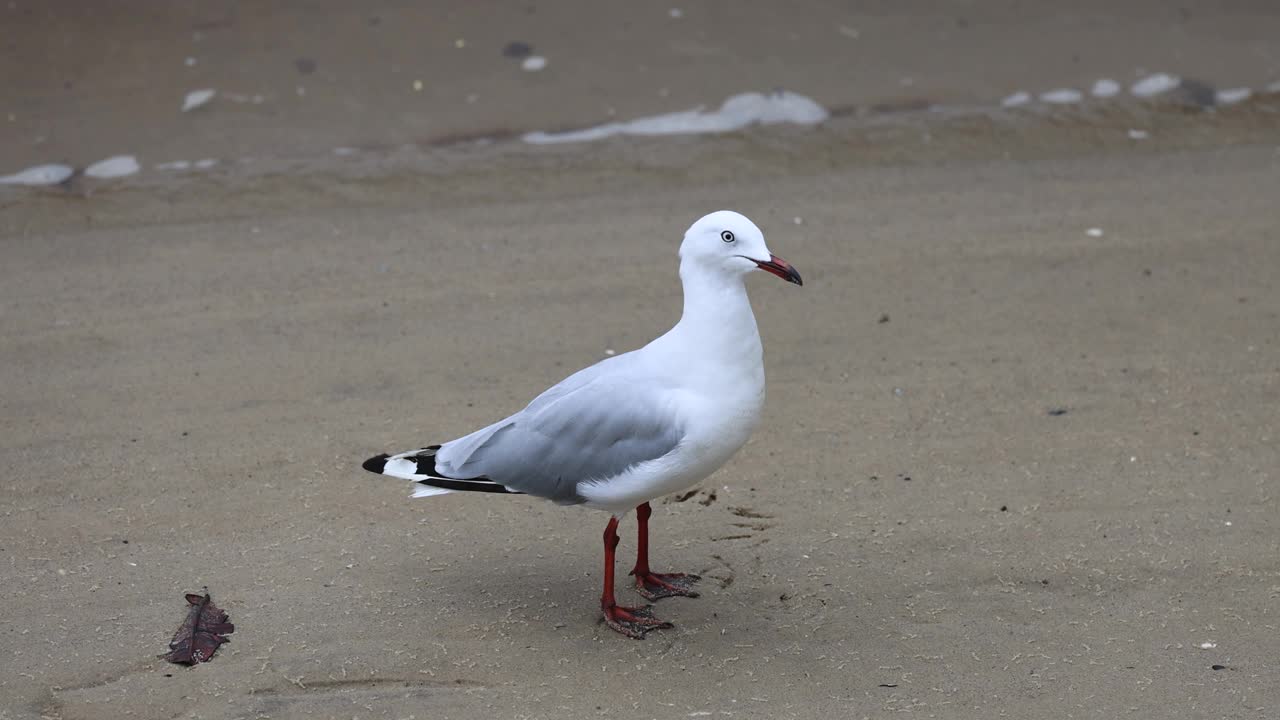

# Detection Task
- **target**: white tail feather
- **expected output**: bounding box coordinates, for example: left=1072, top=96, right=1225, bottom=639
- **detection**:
left=411, top=485, right=453, bottom=498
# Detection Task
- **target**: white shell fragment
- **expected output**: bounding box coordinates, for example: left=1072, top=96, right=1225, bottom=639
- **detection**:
left=1131, top=73, right=1180, bottom=98
left=524, top=91, right=827, bottom=145
left=1215, top=88, right=1251, bottom=105
left=182, top=88, right=217, bottom=112
left=1001, top=91, right=1031, bottom=108
left=85, top=155, right=140, bottom=179
left=1091, top=79, right=1120, bottom=97
left=0, top=163, right=74, bottom=186
left=1040, top=88, right=1083, bottom=104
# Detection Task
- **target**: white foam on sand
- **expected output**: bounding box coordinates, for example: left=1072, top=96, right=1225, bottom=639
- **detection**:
left=1131, top=73, right=1180, bottom=98
left=1040, top=88, right=1082, bottom=104
left=523, top=90, right=828, bottom=145
left=194, top=158, right=218, bottom=169
left=1091, top=79, right=1120, bottom=97
left=182, top=88, right=216, bottom=112
left=0, top=164, right=75, bottom=186
left=1215, top=87, right=1252, bottom=105
left=85, top=155, right=140, bottom=179
left=155, top=160, right=192, bottom=171
left=1001, top=91, right=1031, bottom=108
left=522, top=56, right=547, bottom=72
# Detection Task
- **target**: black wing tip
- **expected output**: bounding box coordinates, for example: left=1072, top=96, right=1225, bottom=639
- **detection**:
left=362, top=454, right=390, bottom=474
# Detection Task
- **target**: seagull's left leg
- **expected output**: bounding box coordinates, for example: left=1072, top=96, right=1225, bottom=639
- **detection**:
left=601, top=514, right=673, bottom=639
left=630, top=501, right=701, bottom=600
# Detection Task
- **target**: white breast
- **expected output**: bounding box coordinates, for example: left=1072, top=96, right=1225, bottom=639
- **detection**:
left=577, top=380, right=764, bottom=513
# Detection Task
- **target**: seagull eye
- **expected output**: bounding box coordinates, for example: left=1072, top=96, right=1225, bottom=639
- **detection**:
left=720, top=230, right=735, bottom=243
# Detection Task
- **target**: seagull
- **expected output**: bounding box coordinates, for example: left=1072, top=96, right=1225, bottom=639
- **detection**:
left=362, top=210, right=802, bottom=638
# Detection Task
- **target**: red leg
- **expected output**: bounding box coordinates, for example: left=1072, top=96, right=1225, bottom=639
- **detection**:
left=629, top=502, right=701, bottom=601
left=601, top=515, right=672, bottom=639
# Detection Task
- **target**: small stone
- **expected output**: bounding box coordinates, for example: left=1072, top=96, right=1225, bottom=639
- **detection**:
left=502, top=41, right=533, bottom=58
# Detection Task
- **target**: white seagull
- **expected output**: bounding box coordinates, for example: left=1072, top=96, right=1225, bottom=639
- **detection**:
left=362, top=210, right=802, bottom=638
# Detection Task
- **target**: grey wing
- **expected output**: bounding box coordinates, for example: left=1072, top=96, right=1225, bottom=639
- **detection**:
left=433, top=373, right=682, bottom=504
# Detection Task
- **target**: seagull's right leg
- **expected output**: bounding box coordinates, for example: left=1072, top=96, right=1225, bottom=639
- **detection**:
left=601, top=514, right=673, bottom=639
left=630, top=501, right=701, bottom=600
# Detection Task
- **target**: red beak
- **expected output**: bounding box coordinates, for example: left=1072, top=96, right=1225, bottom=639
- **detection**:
left=752, top=254, right=803, bottom=286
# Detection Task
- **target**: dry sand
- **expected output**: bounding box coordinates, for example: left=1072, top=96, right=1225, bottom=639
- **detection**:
left=2, top=3, right=1280, bottom=719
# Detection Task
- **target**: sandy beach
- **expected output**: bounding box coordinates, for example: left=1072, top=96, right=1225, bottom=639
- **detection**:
left=3, top=2, right=1279, bottom=719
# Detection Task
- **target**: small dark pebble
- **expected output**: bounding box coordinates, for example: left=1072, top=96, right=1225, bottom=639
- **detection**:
left=181, top=431, right=189, bottom=437
left=1175, top=78, right=1217, bottom=108
left=1211, top=664, right=1226, bottom=671
left=779, top=593, right=789, bottom=601
left=1041, top=579, right=1049, bottom=585
left=877, top=313, right=890, bottom=324
left=294, top=58, right=317, bottom=74
left=879, top=683, right=898, bottom=688
left=164, top=673, right=173, bottom=677
left=1000, top=505, right=1008, bottom=512
left=1048, top=408, right=1068, bottom=416
left=122, top=539, right=129, bottom=544
left=1192, top=430, right=1200, bottom=436
left=502, top=41, right=533, bottom=58
left=1143, top=268, right=1153, bottom=276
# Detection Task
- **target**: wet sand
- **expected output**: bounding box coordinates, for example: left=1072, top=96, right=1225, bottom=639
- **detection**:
left=2, top=3, right=1279, bottom=719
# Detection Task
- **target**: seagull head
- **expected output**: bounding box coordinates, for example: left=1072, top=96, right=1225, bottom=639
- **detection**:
left=679, top=211, right=803, bottom=286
